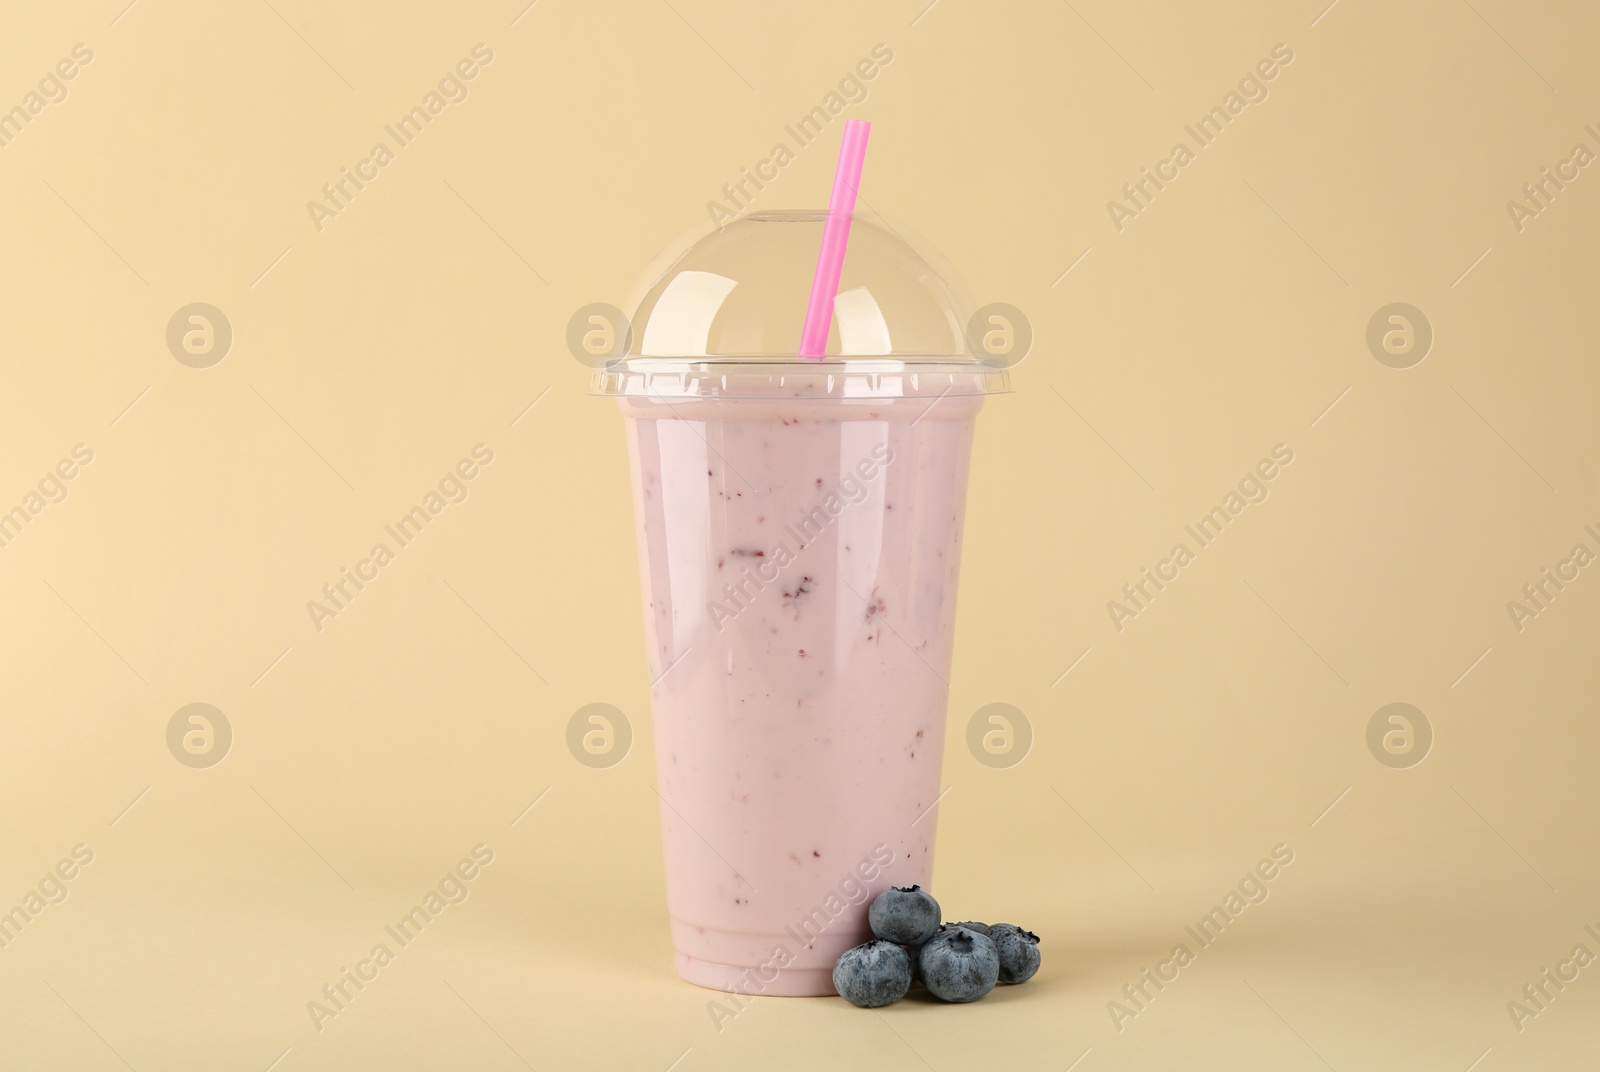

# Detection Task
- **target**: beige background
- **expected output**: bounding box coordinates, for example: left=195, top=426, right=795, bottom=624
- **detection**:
left=3, top=0, right=1598, bottom=1068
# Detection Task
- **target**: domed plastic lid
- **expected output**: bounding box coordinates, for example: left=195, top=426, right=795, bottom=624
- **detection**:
left=594, top=211, right=1011, bottom=400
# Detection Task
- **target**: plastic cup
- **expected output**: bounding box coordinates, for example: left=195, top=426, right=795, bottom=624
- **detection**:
left=596, top=211, right=1007, bottom=996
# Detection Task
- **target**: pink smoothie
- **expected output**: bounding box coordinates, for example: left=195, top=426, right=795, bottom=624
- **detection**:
left=617, top=369, right=984, bottom=996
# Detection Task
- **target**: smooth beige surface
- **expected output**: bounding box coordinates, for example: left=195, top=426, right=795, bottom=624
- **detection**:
left=3, top=1, right=1599, bottom=1069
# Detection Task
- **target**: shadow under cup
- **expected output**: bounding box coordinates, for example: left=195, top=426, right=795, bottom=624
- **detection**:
left=610, top=363, right=989, bottom=996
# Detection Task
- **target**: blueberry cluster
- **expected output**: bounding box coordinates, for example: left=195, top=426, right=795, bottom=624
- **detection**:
left=831, top=885, right=1041, bottom=1007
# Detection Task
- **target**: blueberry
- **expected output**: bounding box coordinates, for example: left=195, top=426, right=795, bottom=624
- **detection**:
left=902, top=943, right=922, bottom=983
left=988, top=924, right=1040, bottom=984
left=903, top=927, right=973, bottom=984
left=832, top=940, right=912, bottom=1008
left=944, top=921, right=991, bottom=936
left=868, top=885, right=941, bottom=945
left=918, top=927, right=999, bottom=1002
left=902, top=935, right=944, bottom=984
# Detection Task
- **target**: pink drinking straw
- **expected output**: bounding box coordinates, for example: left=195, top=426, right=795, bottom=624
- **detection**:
left=798, top=119, right=871, bottom=358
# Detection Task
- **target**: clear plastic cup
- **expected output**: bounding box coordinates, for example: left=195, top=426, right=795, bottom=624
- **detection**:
left=596, top=211, right=1008, bottom=996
